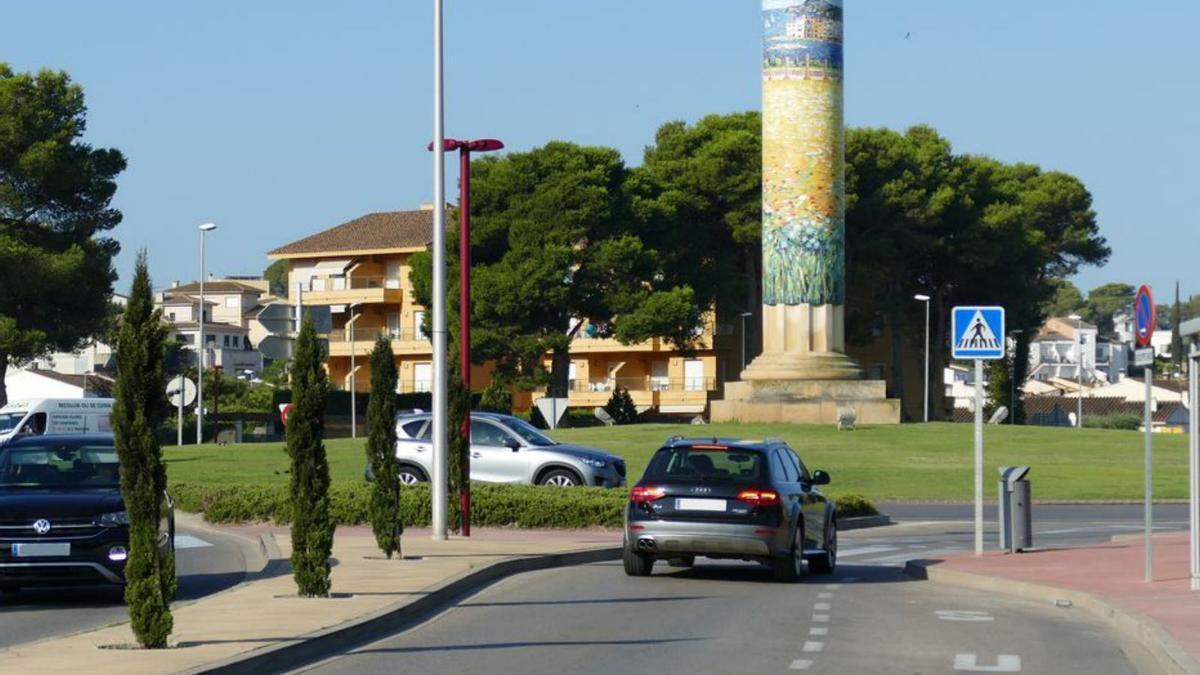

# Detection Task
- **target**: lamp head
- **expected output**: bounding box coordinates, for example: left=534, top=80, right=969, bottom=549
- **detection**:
left=913, top=294, right=930, bottom=302
left=427, top=139, right=465, bottom=151
left=466, top=139, right=504, bottom=152
left=199, top=223, right=217, bottom=232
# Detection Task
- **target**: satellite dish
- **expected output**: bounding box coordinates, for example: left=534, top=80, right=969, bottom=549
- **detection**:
left=167, top=376, right=197, bottom=408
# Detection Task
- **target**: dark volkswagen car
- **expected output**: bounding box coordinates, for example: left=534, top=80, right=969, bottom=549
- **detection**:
left=624, top=437, right=836, bottom=582
left=0, top=434, right=174, bottom=591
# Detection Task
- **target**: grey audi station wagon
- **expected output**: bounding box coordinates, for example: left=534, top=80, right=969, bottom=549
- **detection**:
left=623, top=437, right=836, bottom=581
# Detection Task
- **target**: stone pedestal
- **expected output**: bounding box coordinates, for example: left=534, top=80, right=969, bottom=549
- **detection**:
left=711, top=379, right=900, bottom=425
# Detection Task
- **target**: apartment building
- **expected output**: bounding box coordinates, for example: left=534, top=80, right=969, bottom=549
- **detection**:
left=267, top=207, right=722, bottom=415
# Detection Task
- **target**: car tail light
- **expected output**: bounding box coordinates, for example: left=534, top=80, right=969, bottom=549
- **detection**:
left=737, top=489, right=780, bottom=507
left=630, top=486, right=667, bottom=503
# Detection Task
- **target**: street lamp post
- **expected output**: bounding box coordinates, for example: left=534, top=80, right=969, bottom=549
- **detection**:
left=1070, top=313, right=1084, bottom=428
left=914, top=294, right=931, bottom=422
left=740, top=312, right=753, bottom=373
left=1008, top=329, right=1024, bottom=424
left=429, top=138, right=505, bottom=537
left=197, top=223, right=217, bottom=444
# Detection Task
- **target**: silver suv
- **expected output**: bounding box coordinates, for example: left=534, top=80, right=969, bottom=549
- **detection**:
left=383, top=412, right=626, bottom=488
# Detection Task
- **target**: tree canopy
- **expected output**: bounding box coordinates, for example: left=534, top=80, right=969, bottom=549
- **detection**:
left=0, top=64, right=125, bottom=405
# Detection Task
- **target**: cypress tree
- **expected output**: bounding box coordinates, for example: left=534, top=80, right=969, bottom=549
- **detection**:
left=446, top=362, right=468, bottom=532
left=112, top=251, right=175, bottom=648
left=287, top=314, right=334, bottom=596
left=366, top=336, right=402, bottom=558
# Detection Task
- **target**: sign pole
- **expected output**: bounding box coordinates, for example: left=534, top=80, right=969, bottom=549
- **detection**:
left=177, top=373, right=184, bottom=447
left=1145, top=365, right=1154, bottom=582
left=1190, top=346, right=1199, bottom=591
left=975, top=358, right=984, bottom=556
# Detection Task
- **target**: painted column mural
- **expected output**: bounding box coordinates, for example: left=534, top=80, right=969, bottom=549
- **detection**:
left=762, top=0, right=844, bottom=307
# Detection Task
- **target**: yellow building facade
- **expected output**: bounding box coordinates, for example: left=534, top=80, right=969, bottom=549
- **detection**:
left=268, top=208, right=723, bottom=417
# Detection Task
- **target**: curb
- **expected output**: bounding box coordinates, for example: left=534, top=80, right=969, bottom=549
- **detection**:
left=903, top=559, right=1200, bottom=675
left=184, top=545, right=621, bottom=675
left=840, top=514, right=892, bottom=531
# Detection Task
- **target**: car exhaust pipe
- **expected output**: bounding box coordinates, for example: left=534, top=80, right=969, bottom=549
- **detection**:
left=636, top=538, right=657, bottom=552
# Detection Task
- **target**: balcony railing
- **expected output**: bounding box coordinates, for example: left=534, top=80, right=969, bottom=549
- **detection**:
left=327, top=327, right=430, bottom=343
left=307, top=275, right=402, bottom=292
left=569, top=377, right=715, bottom=393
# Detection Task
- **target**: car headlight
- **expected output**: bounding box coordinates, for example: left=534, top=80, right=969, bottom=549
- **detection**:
left=99, top=511, right=129, bottom=526
left=579, top=457, right=607, bottom=469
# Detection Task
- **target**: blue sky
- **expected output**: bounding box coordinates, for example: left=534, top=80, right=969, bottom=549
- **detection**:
left=3, top=1, right=1197, bottom=300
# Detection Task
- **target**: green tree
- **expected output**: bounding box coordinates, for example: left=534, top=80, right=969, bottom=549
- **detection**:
left=478, top=377, right=512, bottom=414
left=1084, top=283, right=1134, bottom=336
left=1044, top=279, right=1085, bottom=317
left=264, top=259, right=289, bottom=297
left=411, top=142, right=699, bottom=396
left=366, top=337, right=401, bottom=558
left=286, top=314, right=334, bottom=597
left=603, top=386, right=639, bottom=425
left=111, top=252, right=174, bottom=648
left=447, top=361, right=468, bottom=532
left=0, top=64, right=125, bottom=406
left=1170, top=281, right=1184, bottom=376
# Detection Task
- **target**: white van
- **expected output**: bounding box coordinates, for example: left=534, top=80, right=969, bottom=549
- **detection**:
left=0, top=398, right=115, bottom=444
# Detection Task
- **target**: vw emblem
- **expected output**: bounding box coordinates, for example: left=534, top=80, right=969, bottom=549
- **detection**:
left=32, top=519, right=51, bottom=535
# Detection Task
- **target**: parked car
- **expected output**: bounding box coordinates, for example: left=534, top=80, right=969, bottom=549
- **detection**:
left=365, top=412, right=626, bottom=488
left=622, top=437, right=836, bottom=582
left=0, top=434, right=175, bottom=592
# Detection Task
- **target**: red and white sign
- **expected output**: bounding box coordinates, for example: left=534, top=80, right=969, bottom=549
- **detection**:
left=1134, top=285, right=1155, bottom=348
left=279, top=403, right=292, bottom=426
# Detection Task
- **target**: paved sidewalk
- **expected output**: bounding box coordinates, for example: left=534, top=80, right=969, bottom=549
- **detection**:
left=913, top=533, right=1199, bottom=673
left=0, top=524, right=621, bottom=675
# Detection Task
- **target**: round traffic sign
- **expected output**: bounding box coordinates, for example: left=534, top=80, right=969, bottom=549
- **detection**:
left=1134, top=285, right=1155, bottom=347
left=167, top=376, right=197, bottom=407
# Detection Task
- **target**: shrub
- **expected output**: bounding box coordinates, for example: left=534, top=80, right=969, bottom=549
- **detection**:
left=478, top=378, right=512, bottom=415
left=172, top=482, right=879, bottom=529
left=1083, top=414, right=1141, bottom=431
left=603, top=386, right=639, bottom=425
left=366, top=337, right=402, bottom=558
left=287, top=315, right=334, bottom=597
left=112, top=252, right=175, bottom=648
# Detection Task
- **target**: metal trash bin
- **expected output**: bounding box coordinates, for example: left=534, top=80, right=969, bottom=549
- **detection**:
left=998, top=466, right=1032, bottom=552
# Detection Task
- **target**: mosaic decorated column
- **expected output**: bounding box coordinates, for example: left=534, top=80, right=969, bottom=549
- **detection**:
left=744, top=0, right=862, bottom=381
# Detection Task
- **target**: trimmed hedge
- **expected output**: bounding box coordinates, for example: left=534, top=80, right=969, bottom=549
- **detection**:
left=171, top=482, right=878, bottom=529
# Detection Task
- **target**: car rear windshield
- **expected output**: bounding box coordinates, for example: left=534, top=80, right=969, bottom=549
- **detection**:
left=0, top=444, right=119, bottom=489
left=642, top=446, right=765, bottom=483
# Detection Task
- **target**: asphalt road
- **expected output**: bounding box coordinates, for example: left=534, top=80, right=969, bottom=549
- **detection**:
left=295, top=504, right=1177, bottom=674
left=298, top=557, right=1154, bottom=675
left=0, top=525, right=253, bottom=649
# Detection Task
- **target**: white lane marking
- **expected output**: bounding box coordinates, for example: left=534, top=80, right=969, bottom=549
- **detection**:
left=812, top=613, right=830, bottom=623
left=809, top=627, right=828, bottom=636
left=174, top=534, right=213, bottom=550
left=814, top=602, right=831, bottom=611
left=936, top=610, right=995, bottom=622
left=817, top=592, right=833, bottom=599
left=789, top=659, right=813, bottom=670
left=824, top=584, right=842, bottom=590
left=838, top=546, right=898, bottom=558
left=953, top=654, right=1021, bottom=672
left=802, top=641, right=824, bottom=653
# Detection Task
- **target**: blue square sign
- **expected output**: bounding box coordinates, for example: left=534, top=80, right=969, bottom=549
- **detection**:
left=952, top=306, right=1006, bottom=360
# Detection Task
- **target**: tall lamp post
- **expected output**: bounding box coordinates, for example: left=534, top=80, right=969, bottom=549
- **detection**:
left=1008, top=329, right=1024, bottom=424
left=914, top=294, right=931, bottom=422
left=1069, top=313, right=1084, bottom=428
left=197, top=222, right=217, bottom=444
left=428, top=137, right=505, bottom=537
left=348, top=303, right=362, bottom=439
left=740, top=312, right=753, bottom=373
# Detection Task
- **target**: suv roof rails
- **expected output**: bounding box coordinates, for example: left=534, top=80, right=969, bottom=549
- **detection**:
left=763, top=437, right=787, bottom=445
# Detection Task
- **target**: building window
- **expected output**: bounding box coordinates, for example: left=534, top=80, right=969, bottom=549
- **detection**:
left=206, top=334, right=216, bottom=344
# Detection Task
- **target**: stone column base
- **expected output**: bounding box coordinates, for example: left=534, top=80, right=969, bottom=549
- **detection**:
left=741, top=351, right=865, bottom=381
left=710, top=379, right=901, bottom=425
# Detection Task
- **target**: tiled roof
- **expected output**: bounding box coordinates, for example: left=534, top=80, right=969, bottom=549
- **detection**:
left=160, top=295, right=216, bottom=306
left=166, top=321, right=248, bottom=333
left=170, top=281, right=264, bottom=295
left=268, top=210, right=434, bottom=257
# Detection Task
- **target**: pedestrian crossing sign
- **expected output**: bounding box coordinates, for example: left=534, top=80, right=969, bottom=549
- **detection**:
left=952, top=306, right=1006, bottom=360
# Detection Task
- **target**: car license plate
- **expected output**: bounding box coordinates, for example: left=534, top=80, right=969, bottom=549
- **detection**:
left=12, top=543, right=70, bottom=557
left=676, top=498, right=726, bottom=512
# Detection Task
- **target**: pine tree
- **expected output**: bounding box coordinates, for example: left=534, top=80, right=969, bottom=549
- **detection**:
left=478, top=377, right=512, bottom=414
left=366, top=337, right=402, bottom=558
left=604, top=386, right=639, bottom=425
left=112, top=251, right=174, bottom=648
left=287, top=314, right=334, bottom=596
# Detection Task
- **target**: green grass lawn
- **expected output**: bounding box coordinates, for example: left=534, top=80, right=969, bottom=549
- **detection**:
left=164, top=422, right=1191, bottom=503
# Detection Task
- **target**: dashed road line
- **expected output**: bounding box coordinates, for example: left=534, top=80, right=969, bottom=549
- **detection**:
left=814, top=602, right=831, bottom=611
left=802, top=641, right=824, bottom=653
left=809, top=626, right=828, bottom=636
left=812, top=613, right=830, bottom=623
left=953, top=653, right=1021, bottom=672
left=817, top=592, right=833, bottom=599
left=789, top=659, right=813, bottom=670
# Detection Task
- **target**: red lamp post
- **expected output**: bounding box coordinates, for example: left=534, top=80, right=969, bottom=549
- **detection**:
left=428, top=137, right=504, bottom=537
